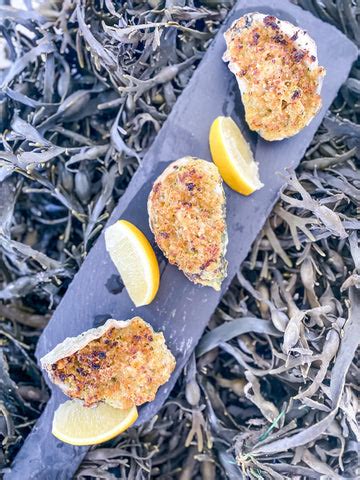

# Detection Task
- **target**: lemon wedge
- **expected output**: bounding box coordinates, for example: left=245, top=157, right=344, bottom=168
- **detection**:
left=52, top=400, right=138, bottom=446
left=104, top=220, right=160, bottom=307
left=209, top=116, right=263, bottom=195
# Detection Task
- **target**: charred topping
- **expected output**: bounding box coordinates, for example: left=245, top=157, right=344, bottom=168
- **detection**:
left=263, top=15, right=279, bottom=30
left=153, top=182, right=161, bottom=194
left=49, top=318, right=175, bottom=409
left=149, top=159, right=226, bottom=287
left=200, top=259, right=215, bottom=270
left=273, top=33, right=287, bottom=45
left=225, top=17, right=324, bottom=140
left=252, top=31, right=260, bottom=45
left=293, top=49, right=306, bottom=63
left=178, top=168, right=197, bottom=183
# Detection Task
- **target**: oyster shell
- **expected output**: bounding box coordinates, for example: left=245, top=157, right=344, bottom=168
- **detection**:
left=148, top=157, right=228, bottom=291
left=41, top=317, right=176, bottom=409
left=223, top=12, right=326, bottom=141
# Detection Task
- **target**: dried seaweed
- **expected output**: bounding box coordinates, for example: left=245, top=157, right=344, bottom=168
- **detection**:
left=1, top=0, right=359, bottom=478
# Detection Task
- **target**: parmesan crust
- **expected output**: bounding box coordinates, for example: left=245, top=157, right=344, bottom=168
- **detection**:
left=148, top=157, right=228, bottom=291
left=41, top=317, right=176, bottom=409
left=224, top=12, right=326, bottom=141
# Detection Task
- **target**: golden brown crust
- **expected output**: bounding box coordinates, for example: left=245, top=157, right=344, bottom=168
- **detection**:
left=43, top=317, right=176, bottom=409
left=224, top=14, right=325, bottom=141
left=148, top=157, right=227, bottom=291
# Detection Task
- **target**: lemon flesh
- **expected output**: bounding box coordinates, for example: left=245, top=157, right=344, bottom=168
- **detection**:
left=209, top=116, right=263, bottom=196
left=104, top=220, right=160, bottom=307
left=52, top=400, right=138, bottom=446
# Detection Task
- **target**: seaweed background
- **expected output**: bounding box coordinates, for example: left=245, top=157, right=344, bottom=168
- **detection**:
left=0, top=0, right=359, bottom=478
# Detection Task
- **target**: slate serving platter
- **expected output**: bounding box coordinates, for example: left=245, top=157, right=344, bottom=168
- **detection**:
left=6, top=1, right=357, bottom=479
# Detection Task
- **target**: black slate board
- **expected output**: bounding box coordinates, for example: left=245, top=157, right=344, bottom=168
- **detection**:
left=6, top=1, right=357, bottom=479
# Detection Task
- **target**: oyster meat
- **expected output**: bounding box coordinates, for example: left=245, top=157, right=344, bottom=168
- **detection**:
left=223, top=12, right=326, bottom=141
left=41, top=317, right=176, bottom=409
left=148, top=157, right=228, bottom=291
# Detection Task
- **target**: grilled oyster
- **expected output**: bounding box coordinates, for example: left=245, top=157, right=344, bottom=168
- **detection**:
left=148, top=157, right=228, bottom=291
left=223, top=12, right=326, bottom=141
left=41, top=317, right=176, bottom=409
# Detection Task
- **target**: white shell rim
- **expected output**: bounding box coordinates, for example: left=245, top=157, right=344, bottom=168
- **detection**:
left=40, top=318, right=137, bottom=369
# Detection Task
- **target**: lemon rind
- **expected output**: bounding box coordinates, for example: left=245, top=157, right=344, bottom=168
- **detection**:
left=52, top=402, right=138, bottom=446
left=210, top=117, right=263, bottom=195
left=104, top=220, right=159, bottom=307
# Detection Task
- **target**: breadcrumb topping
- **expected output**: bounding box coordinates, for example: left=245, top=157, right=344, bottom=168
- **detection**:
left=49, top=317, right=175, bottom=409
left=148, top=157, right=227, bottom=290
left=225, top=15, right=325, bottom=141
